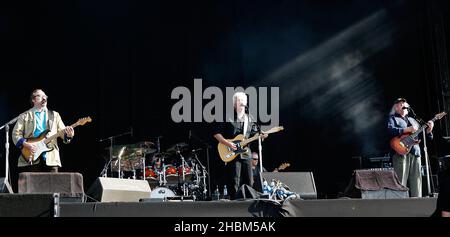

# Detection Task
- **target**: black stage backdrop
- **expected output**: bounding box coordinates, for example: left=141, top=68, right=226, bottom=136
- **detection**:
left=1, top=0, right=450, bottom=198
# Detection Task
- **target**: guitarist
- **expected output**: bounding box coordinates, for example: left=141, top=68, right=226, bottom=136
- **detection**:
left=388, top=98, right=434, bottom=197
left=12, top=89, right=75, bottom=174
left=213, top=92, right=267, bottom=199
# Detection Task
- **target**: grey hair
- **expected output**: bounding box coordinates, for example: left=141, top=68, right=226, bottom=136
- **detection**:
left=389, top=102, right=409, bottom=116
left=232, top=92, right=247, bottom=106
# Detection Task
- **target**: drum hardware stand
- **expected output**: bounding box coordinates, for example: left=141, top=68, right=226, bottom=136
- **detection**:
left=0, top=116, right=19, bottom=194
left=116, top=146, right=126, bottom=179
left=99, top=128, right=132, bottom=177
left=175, top=145, right=188, bottom=196
left=189, top=130, right=212, bottom=199
left=100, top=158, right=112, bottom=177
left=141, top=155, right=146, bottom=180
left=156, top=136, right=162, bottom=153
left=192, top=149, right=208, bottom=200
left=160, top=155, right=167, bottom=186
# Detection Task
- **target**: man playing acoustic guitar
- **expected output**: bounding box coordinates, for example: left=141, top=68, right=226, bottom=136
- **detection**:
left=388, top=98, right=434, bottom=197
left=12, top=89, right=75, bottom=173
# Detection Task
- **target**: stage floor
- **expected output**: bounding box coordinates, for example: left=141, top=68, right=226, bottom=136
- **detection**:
left=0, top=194, right=438, bottom=217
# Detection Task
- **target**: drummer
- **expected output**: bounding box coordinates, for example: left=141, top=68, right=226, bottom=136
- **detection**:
left=152, top=156, right=162, bottom=170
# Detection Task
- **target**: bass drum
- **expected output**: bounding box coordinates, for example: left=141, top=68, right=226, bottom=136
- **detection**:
left=150, top=187, right=176, bottom=199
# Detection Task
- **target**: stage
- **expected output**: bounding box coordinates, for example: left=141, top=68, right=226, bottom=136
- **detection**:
left=0, top=194, right=437, bottom=217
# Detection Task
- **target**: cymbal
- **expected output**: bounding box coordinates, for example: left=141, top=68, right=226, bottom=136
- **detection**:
left=134, top=141, right=156, bottom=148
left=166, top=142, right=189, bottom=153
left=105, top=141, right=157, bottom=157
left=111, top=158, right=144, bottom=171
left=128, top=147, right=157, bottom=155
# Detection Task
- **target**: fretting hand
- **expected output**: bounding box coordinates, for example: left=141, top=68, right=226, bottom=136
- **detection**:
left=64, top=126, right=75, bottom=138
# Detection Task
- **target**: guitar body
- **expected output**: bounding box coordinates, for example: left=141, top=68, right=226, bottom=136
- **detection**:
left=21, top=129, right=54, bottom=163
left=218, top=134, right=250, bottom=163
left=390, top=132, right=419, bottom=156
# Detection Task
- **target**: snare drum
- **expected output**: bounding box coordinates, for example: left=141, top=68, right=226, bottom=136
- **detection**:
left=150, top=187, right=176, bottom=199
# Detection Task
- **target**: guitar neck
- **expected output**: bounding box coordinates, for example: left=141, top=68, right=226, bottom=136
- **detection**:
left=240, top=134, right=260, bottom=147
left=239, top=126, right=284, bottom=147
left=43, top=121, right=79, bottom=143
left=410, top=117, right=436, bottom=138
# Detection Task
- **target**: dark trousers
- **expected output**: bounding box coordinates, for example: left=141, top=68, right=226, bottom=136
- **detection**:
left=228, top=158, right=253, bottom=199
left=18, top=160, right=59, bottom=173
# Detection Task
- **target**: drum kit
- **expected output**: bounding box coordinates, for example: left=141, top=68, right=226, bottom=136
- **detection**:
left=101, top=139, right=209, bottom=201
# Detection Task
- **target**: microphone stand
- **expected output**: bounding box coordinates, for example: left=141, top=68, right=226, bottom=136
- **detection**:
left=246, top=108, right=263, bottom=181
left=408, top=108, right=434, bottom=197
left=0, top=116, right=20, bottom=194
left=99, top=128, right=132, bottom=178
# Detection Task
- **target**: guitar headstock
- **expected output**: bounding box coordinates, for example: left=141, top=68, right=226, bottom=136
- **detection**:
left=264, top=126, right=284, bottom=134
left=77, top=116, right=92, bottom=126
left=277, top=162, right=290, bottom=171
left=435, top=112, right=447, bottom=120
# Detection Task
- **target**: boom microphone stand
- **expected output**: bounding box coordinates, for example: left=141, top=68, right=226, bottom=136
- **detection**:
left=99, top=128, right=132, bottom=178
left=0, top=116, right=20, bottom=194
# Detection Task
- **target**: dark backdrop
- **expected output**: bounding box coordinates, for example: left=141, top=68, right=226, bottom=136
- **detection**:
left=1, top=0, right=449, bottom=198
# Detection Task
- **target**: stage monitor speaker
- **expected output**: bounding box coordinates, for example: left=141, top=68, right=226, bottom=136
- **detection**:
left=343, top=169, right=409, bottom=199
left=87, top=177, right=151, bottom=202
left=18, top=172, right=84, bottom=198
left=261, top=172, right=317, bottom=199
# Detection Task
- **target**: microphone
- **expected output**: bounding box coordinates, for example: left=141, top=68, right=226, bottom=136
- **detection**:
left=41, top=98, right=47, bottom=105
left=241, top=104, right=249, bottom=113
left=130, top=127, right=133, bottom=137
left=402, top=106, right=411, bottom=110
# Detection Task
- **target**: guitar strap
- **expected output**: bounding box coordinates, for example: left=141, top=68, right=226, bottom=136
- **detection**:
left=243, top=114, right=248, bottom=138
left=404, top=116, right=412, bottom=126
left=47, top=110, right=55, bottom=133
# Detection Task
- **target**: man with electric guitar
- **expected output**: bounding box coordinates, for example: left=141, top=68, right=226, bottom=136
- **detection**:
left=12, top=89, right=79, bottom=173
left=213, top=92, right=269, bottom=199
left=388, top=98, right=442, bottom=198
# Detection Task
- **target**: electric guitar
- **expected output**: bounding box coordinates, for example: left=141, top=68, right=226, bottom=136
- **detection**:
left=21, top=117, right=92, bottom=163
left=390, top=112, right=446, bottom=155
left=217, top=126, right=284, bottom=163
left=273, top=162, right=290, bottom=172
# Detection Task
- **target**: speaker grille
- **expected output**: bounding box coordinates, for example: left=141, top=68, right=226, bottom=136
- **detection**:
left=261, top=172, right=317, bottom=199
